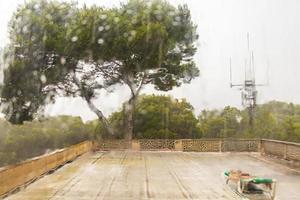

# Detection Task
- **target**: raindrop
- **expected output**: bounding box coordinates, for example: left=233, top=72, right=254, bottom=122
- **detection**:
left=172, top=21, right=180, bottom=26
left=100, top=14, right=107, bottom=20
left=130, top=30, right=136, bottom=36
left=22, top=26, right=28, bottom=33
left=168, top=11, right=175, bottom=17
left=127, top=9, right=133, bottom=14
left=71, top=36, right=78, bottom=42
left=17, top=90, right=22, bottom=95
left=97, top=59, right=104, bottom=64
left=25, top=101, right=31, bottom=107
left=31, top=36, right=36, bottom=41
left=40, top=74, right=47, bottom=84
left=184, top=33, right=190, bottom=39
left=114, top=17, right=120, bottom=23
left=132, top=18, right=138, bottom=24
left=105, top=25, right=110, bottom=30
left=156, top=14, right=163, bottom=21
left=82, top=19, right=87, bottom=25
left=154, top=10, right=161, bottom=15
left=98, top=26, right=104, bottom=32
left=46, top=14, right=52, bottom=20
left=25, top=9, right=31, bottom=15
left=123, top=32, right=129, bottom=37
left=33, top=71, right=38, bottom=76
left=60, top=57, right=66, bottom=65
left=34, top=4, right=40, bottom=10
left=97, top=38, right=104, bottom=44
left=175, top=16, right=181, bottom=22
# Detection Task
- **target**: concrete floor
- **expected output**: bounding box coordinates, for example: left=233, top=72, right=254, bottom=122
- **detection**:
left=5, top=151, right=300, bottom=200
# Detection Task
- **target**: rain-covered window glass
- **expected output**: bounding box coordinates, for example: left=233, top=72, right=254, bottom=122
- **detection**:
left=0, top=0, right=299, bottom=199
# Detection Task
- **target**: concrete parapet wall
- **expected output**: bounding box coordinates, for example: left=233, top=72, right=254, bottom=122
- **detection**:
left=261, top=139, right=300, bottom=163
left=0, top=141, right=92, bottom=197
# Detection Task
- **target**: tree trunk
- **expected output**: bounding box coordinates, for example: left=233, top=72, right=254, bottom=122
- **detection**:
left=124, top=97, right=135, bottom=140
left=86, top=99, right=114, bottom=136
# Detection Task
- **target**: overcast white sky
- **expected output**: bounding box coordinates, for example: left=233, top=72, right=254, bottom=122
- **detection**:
left=0, top=0, right=300, bottom=121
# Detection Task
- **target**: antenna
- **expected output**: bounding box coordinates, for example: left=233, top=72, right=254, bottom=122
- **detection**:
left=266, top=59, right=270, bottom=86
left=229, top=57, right=232, bottom=87
left=229, top=33, right=269, bottom=133
left=247, top=32, right=250, bottom=52
left=251, top=51, right=255, bottom=81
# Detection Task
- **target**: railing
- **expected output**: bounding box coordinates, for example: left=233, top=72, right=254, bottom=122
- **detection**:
left=98, top=140, right=131, bottom=150
left=261, top=139, right=300, bottom=162
left=1, top=138, right=299, bottom=197
left=0, top=141, right=92, bottom=197
left=96, top=139, right=260, bottom=152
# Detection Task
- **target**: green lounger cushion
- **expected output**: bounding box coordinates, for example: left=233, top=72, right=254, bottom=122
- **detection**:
left=253, top=178, right=273, bottom=184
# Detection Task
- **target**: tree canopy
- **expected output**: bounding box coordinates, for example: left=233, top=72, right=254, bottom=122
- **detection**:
left=106, top=95, right=201, bottom=139
left=1, top=0, right=199, bottom=140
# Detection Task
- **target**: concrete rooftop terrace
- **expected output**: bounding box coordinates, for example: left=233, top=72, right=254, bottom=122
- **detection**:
left=5, top=151, right=300, bottom=200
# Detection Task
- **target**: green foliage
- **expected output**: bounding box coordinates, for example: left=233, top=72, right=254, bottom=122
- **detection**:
left=108, top=95, right=201, bottom=139
left=0, top=116, right=93, bottom=167
left=1, top=0, right=76, bottom=124
left=1, top=0, right=199, bottom=136
left=198, top=101, right=300, bottom=142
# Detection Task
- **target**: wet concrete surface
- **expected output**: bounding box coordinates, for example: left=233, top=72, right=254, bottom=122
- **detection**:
left=5, top=151, right=300, bottom=200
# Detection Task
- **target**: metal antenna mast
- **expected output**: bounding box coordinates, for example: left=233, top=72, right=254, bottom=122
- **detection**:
left=229, top=33, right=268, bottom=132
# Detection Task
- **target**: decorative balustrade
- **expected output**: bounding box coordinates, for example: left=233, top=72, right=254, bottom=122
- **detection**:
left=96, top=139, right=260, bottom=152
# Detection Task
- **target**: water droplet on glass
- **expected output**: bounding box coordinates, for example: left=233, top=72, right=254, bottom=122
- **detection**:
left=60, top=57, right=66, bottom=65
left=130, top=30, right=136, bottom=36
left=123, top=32, right=129, bottom=37
left=156, top=14, right=163, bottom=20
left=25, top=9, right=31, bottom=15
left=22, top=26, right=28, bottom=33
left=25, top=101, right=31, bottom=107
left=127, top=9, right=133, bottom=14
left=46, top=14, right=52, bottom=20
left=172, top=21, right=180, bottom=26
left=40, top=75, right=47, bottom=84
left=97, top=38, right=104, bottom=44
left=114, top=17, right=120, bottom=23
left=98, top=26, right=104, bottom=32
left=100, top=14, right=107, bottom=20
left=168, top=11, right=175, bottom=16
left=34, top=4, right=40, bottom=10
left=105, top=25, right=110, bottom=30
left=71, top=36, right=78, bottom=42
left=184, top=33, right=190, bottom=39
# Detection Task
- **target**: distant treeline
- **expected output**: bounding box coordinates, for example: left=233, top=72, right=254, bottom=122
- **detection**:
left=0, top=116, right=96, bottom=167
left=1, top=95, right=300, bottom=167
left=100, top=95, right=300, bottom=143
